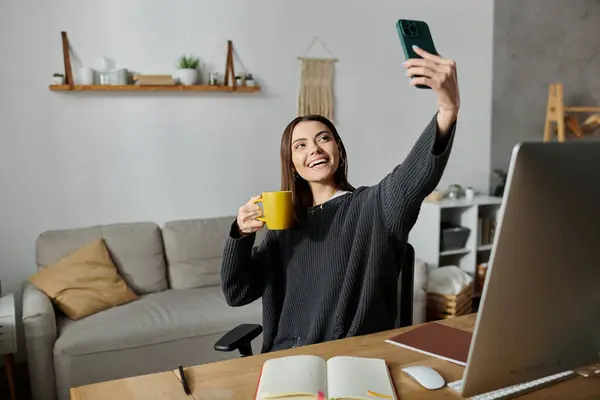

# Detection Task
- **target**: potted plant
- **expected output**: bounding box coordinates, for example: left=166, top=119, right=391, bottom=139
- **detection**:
left=175, top=55, right=200, bottom=86
left=52, top=73, right=64, bottom=85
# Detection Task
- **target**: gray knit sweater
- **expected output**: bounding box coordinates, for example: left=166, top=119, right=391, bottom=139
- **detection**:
left=221, top=114, right=455, bottom=353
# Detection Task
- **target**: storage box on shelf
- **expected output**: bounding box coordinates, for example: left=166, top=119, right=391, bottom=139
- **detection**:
left=440, top=222, right=471, bottom=253
left=426, top=281, right=474, bottom=321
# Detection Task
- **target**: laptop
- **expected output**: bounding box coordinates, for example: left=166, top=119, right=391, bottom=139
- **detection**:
left=458, top=141, right=600, bottom=397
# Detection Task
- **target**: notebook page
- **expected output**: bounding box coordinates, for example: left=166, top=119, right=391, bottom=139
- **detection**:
left=326, top=356, right=396, bottom=400
left=256, top=355, right=328, bottom=400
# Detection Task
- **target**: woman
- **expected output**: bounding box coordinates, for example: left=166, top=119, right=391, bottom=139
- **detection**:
left=221, top=46, right=460, bottom=354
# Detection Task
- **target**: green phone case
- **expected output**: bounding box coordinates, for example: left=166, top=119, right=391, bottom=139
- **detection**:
left=396, top=19, right=439, bottom=89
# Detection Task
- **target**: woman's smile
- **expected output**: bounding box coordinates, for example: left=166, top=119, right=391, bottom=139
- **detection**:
left=307, top=156, right=330, bottom=168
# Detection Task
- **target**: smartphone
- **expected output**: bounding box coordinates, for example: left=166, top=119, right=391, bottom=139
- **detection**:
left=396, top=19, right=439, bottom=89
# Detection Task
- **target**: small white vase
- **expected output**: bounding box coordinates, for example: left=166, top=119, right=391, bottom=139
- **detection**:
left=79, top=67, right=95, bottom=85
left=465, top=187, right=475, bottom=201
left=51, top=76, right=64, bottom=85
left=178, top=69, right=198, bottom=85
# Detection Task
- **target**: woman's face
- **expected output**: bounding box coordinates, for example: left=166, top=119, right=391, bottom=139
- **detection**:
left=290, top=120, right=340, bottom=184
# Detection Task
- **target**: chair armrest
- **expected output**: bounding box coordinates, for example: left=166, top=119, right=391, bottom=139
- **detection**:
left=22, top=281, right=58, bottom=400
left=214, top=323, right=262, bottom=357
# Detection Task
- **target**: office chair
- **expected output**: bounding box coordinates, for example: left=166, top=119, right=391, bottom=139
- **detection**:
left=214, top=243, right=415, bottom=357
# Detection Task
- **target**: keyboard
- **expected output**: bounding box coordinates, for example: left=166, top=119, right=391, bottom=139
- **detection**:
left=447, top=370, right=575, bottom=399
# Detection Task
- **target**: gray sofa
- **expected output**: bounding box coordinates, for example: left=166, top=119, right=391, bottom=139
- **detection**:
left=21, top=216, right=430, bottom=400
left=21, top=217, right=265, bottom=400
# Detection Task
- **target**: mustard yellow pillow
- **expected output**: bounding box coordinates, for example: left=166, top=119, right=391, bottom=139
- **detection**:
left=29, top=238, right=138, bottom=320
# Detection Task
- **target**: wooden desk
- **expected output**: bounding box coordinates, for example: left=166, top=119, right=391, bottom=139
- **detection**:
left=71, top=314, right=600, bottom=399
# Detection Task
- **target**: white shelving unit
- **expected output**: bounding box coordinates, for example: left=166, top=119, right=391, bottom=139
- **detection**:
left=409, top=195, right=503, bottom=276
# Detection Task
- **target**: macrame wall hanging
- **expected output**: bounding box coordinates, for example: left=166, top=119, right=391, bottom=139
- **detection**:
left=297, top=37, right=338, bottom=121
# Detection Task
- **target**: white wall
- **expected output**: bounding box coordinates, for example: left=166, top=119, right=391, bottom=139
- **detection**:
left=0, top=0, right=493, bottom=358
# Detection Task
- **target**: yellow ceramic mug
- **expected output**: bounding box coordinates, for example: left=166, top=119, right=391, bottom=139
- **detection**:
left=253, top=191, right=294, bottom=230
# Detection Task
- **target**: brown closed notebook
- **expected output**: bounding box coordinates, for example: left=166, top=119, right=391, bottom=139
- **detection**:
left=385, top=323, right=473, bottom=366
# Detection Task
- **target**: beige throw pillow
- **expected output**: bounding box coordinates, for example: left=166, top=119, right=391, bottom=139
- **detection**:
left=29, top=238, right=139, bottom=320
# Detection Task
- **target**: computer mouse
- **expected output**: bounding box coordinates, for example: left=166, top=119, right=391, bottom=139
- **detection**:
left=401, top=365, right=445, bottom=390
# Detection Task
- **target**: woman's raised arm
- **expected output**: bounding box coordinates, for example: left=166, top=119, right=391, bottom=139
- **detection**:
left=376, top=115, right=455, bottom=235
left=376, top=46, right=460, bottom=235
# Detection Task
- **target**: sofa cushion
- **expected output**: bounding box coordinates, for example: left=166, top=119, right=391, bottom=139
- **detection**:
left=36, top=222, right=168, bottom=294
left=54, top=286, right=262, bottom=357
left=163, top=217, right=267, bottom=289
left=29, top=238, right=138, bottom=320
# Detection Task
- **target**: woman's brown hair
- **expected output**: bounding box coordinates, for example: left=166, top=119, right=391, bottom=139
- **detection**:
left=280, top=114, right=354, bottom=220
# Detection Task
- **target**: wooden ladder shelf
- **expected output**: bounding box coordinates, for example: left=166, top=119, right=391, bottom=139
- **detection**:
left=543, top=83, right=600, bottom=142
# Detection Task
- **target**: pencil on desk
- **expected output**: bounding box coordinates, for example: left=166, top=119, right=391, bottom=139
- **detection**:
left=367, top=390, right=393, bottom=398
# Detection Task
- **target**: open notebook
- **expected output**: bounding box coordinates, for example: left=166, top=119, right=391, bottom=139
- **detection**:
left=255, top=355, right=397, bottom=400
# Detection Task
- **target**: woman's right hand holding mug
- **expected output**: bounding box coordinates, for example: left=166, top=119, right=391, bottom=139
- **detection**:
left=236, top=195, right=265, bottom=235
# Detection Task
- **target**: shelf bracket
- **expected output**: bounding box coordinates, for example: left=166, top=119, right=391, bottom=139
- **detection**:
left=223, top=40, right=236, bottom=89
left=61, top=31, right=75, bottom=90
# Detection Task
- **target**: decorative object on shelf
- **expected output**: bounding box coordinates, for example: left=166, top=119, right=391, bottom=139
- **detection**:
left=245, top=73, right=255, bottom=87
left=465, top=186, right=475, bottom=201
left=49, top=33, right=260, bottom=93
left=446, top=184, right=465, bottom=200
left=563, top=112, right=600, bottom=138
left=297, top=36, right=338, bottom=121
left=78, top=67, right=94, bottom=85
left=235, top=75, right=244, bottom=86
left=582, top=113, right=600, bottom=129
left=51, top=73, right=64, bottom=85
left=96, top=58, right=127, bottom=85
left=543, top=83, right=600, bottom=142
left=175, top=54, right=200, bottom=85
left=208, top=72, right=220, bottom=86
left=134, top=74, right=176, bottom=86
left=425, top=188, right=444, bottom=202
left=492, top=169, right=507, bottom=197
left=232, top=73, right=255, bottom=87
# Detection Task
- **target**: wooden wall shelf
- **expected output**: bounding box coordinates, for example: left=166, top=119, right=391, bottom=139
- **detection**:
left=52, top=32, right=260, bottom=94
left=48, top=84, right=261, bottom=92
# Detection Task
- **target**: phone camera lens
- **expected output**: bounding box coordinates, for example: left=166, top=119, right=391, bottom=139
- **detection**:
left=400, top=20, right=419, bottom=37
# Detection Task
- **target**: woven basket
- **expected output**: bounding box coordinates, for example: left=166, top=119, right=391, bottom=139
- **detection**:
left=426, top=281, right=474, bottom=321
